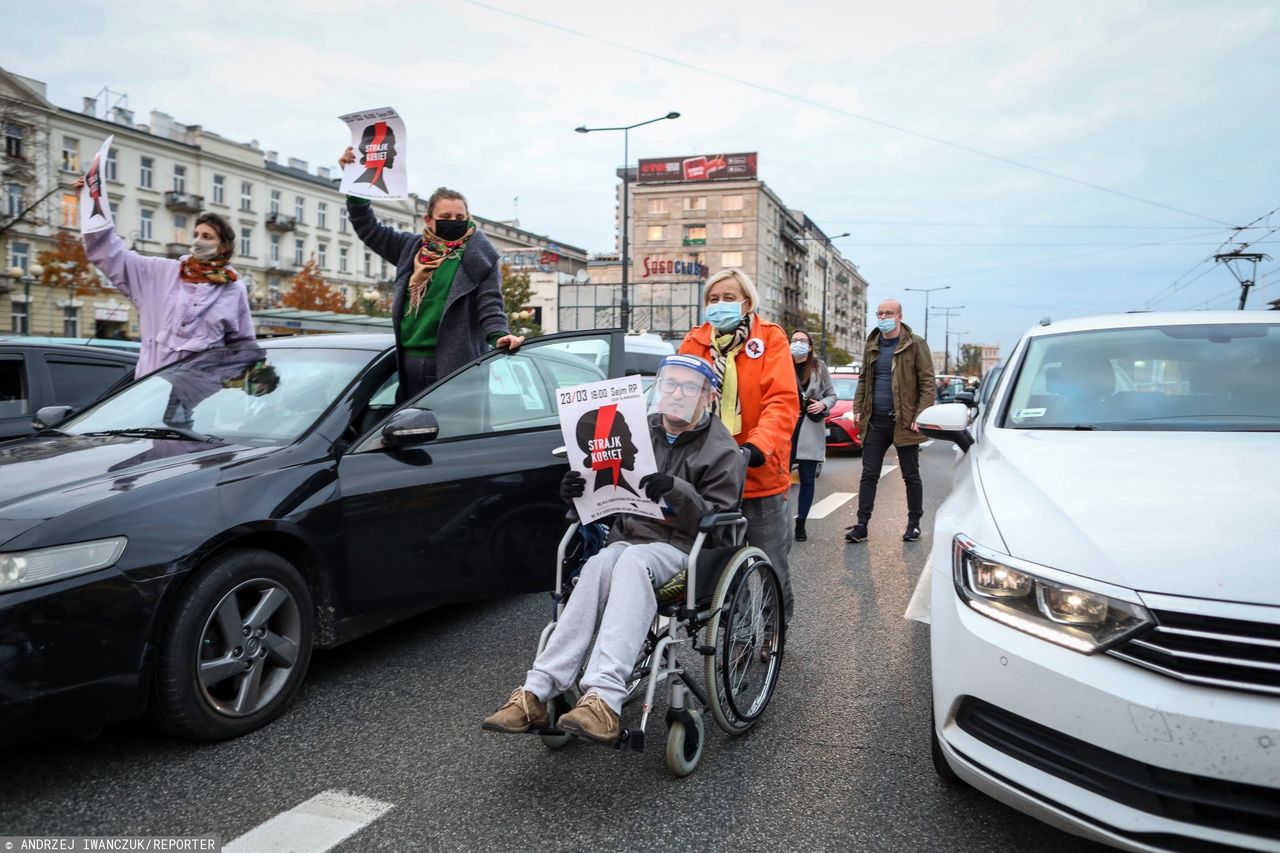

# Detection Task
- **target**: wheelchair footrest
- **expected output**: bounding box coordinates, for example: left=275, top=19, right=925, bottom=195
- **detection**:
left=616, top=728, right=645, bottom=753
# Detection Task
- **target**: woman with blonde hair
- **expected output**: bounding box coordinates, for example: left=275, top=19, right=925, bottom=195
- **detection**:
left=679, top=269, right=799, bottom=622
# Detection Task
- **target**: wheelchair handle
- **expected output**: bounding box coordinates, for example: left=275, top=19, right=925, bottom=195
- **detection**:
left=698, top=511, right=745, bottom=532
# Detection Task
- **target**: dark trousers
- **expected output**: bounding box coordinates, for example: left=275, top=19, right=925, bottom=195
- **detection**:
left=401, top=355, right=438, bottom=401
left=796, top=460, right=819, bottom=520
left=857, top=414, right=923, bottom=526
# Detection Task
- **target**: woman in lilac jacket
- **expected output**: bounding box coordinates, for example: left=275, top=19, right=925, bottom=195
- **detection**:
left=75, top=177, right=256, bottom=377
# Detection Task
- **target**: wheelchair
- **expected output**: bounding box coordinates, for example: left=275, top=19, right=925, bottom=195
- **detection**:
left=527, top=497, right=786, bottom=777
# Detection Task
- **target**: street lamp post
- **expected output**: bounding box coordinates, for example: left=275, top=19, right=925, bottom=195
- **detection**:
left=929, top=305, right=964, bottom=373
left=575, top=112, right=680, bottom=332
left=951, top=331, right=969, bottom=375
left=904, top=285, right=950, bottom=344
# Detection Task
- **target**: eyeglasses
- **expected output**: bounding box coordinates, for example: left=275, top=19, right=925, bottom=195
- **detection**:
left=658, top=378, right=704, bottom=396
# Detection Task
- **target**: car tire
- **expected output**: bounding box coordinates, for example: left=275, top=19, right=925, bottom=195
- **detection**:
left=149, top=549, right=314, bottom=741
left=930, top=701, right=962, bottom=784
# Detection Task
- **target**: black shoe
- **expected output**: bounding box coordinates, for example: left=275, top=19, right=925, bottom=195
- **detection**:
left=844, top=523, right=868, bottom=543
left=795, top=520, right=807, bottom=542
left=903, top=525, right=922, bottom=542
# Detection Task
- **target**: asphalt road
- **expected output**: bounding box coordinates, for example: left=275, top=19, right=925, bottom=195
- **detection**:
left=5, top=443, right=1106, bottom=852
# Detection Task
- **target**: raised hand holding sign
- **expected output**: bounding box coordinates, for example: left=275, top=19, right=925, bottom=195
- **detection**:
left=80, top=135, right=115, bottom=234
left=338, top=107, right=408, bottom=200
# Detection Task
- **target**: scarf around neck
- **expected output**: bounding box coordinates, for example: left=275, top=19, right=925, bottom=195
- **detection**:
left=409, top=222, right=476, bottom=316
left=179, top=252, right=237, bottom=285
left=710, top=312, right=754, bottom=435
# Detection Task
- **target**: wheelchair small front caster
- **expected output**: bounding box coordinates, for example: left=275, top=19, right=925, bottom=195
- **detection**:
left=541, top=695, right=573, bottom=750
left=665, top=713, right=705, bottom=777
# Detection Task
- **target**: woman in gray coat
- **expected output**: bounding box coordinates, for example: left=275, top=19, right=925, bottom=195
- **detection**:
left=790, top=329, right=836, bottom=541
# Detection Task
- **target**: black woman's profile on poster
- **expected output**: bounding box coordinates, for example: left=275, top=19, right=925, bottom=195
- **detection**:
left=575, top=404, right=640, bottom=497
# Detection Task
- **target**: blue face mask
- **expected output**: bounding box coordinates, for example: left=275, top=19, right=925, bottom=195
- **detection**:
left=706, top=301, right=743, bottom=331
left=877, top=317, right=898, bottom=335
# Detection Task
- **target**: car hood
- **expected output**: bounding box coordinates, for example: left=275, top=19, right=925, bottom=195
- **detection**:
left=829, top=399, right=853, bottom=418
left=0, top=434, right=272, bottom=547
left=977, top=429, right=1279, bottom=605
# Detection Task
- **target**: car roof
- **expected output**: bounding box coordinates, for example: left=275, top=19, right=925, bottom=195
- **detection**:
left=256, top=333, right=396, bottom=351
left=1026, top=311, right=1280, bottom=338
left=0, top=335, right=141, bottom=352
left=0, top=340, right=139, bottom=359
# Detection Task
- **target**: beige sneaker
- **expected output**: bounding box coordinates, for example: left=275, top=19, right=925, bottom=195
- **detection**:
left=557, top=691, right=620, bottom=744
left=481, top=687, right=549, bottom=734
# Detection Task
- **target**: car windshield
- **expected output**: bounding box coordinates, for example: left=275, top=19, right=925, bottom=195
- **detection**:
left=63, top=345, right=372, bottom=445
left=1002, top=323, right=1280, bottom=431
left=832, top=377, right=859, bottom=399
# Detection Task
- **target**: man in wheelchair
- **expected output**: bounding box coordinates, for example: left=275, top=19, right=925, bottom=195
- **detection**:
left=483, top=354, right=743, bottom=744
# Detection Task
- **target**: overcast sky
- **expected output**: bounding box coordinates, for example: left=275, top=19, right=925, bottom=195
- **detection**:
left=9, top=1, right=1279, bottom=357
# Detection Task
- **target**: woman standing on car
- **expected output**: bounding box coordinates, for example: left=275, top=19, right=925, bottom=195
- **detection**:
left=74, top=177, right=255, bottom=378
left=679, top=269, right=799, bottom=623
left=337, top=147, right=524, bottom=400
left=789, top=329, right=836, bottom=542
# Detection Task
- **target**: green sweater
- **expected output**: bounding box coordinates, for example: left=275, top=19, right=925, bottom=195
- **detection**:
left=401, top=251, right=462, bottom=358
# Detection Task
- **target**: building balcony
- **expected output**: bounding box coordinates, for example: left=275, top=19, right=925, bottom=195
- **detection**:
left=164, top=191, right=205, bottom=213
left=265, top=212, right=297, bottom=232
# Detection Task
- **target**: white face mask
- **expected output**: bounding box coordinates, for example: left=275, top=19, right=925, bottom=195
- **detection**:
left=190, top=237, right=220, bottom=262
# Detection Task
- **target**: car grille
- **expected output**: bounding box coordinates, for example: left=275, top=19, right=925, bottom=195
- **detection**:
left=1109, top=607, right=1280, bottom=697
left=956, top=698, right=1280, bottom=842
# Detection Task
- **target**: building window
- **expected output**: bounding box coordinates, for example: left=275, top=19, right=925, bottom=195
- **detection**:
left=722, top=195, right=744, bottom=211
left=317, top=243, right=327, bottom=269
left=683, top=196, right=706, bottom=212
left=240, top=181, right=252, bottom=211
left=139, top=156, right=154, bottom=189
left=5, top=182, right=22, bottom=219
left=212, top=174, right=225, bottom=205
left=721, top=251, right=743, bottom=267
left=61, top=136, right=80, bottom=172
left=683, top=224, right=707, bottom=246
left=9, top=241, right=29, bottom=273
left=647, top=199, right=667, bottom=214
left=364, top=251, right=371, bottom=276
left=10, top=301, right=27, bottom=334
left=339, top=205, right=349, bottom=233
left=270, top=190, right=280, bottom=215
left=722, top=222, right=744, bottom=239
left=268, top=277, right=281, bottom=305
left=239, top=227, right=252, bottom=257
left=317, top=202, right=327, bottom=229
left=139, top=209, right=153, bottom=241
left=339, top=246, right=349, bottom=273
left=4, top=124, right=23, bottom=159
left=647, top=225, right=664, bottom=241
left=173, top=165, right=186, bottom=193
left=173, top=214, right=187, bottom=243
left=60, top=193, right=79, bottom=227
left=270, top=233, right=280, bottom=263
left=104, top=148, right=118, bottom=182
left=63, top=306, right=79, bottom=338
left=294, top=238, right=304, bottom=266
left=294, top=196, right=305, bottom=222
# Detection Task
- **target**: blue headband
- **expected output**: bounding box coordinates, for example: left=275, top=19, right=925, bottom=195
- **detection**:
left=658, top=354, right=720, bottom=390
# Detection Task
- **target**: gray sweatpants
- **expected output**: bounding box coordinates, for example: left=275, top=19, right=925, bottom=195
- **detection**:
left=744, top=491, right=793, bottom=621
left=524, top=541, right=686, bottom=714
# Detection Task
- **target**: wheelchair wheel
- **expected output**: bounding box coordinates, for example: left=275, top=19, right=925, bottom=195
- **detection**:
left=704, top=548, right=783, bottom=736
left=665, top=713, right=705, bottom=777
left=541, top=695, right=573, bottom=750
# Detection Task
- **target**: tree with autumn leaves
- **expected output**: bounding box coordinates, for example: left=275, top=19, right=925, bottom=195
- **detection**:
left=35, top=231, right=115, bottom=297
left=281, top=257, right=353, bottom=313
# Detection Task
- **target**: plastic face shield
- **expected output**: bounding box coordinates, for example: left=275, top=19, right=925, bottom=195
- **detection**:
left=651, top=365, right=715, bottom=426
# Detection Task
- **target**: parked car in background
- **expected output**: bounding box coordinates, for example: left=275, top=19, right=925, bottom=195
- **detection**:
left=918, top=312, right=1280, bottom=851
left=825, top=369, right=861, bottom=453
left=0, top=335, right=142, bottom=353
left=0, top=329, right=625, bottom=747
left=0, top=341, right=138, bottom=441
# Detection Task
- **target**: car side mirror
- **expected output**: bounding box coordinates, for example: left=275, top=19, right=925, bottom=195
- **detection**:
left=917, top=403, right=974, bottom=452
left=33, top=405, right=74, bottom=431
left=381, top=408, right=439, bottom=449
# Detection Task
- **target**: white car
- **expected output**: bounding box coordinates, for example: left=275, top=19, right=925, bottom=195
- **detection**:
left=917, top=312, right=1280, bottom=852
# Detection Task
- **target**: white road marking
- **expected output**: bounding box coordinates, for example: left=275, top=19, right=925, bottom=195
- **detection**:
left=224, top=790, right=394, bottom=853
left=904, top=556, right=933, bottom=625
left=879, top=464, right=898, bottom=479
left=807, top=492, right=856, bottom=519
left=922, top=440, right=934, bottom=448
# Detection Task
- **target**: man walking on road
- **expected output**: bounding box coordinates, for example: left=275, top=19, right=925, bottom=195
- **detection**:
left=846, top=299, right=935, bottom=544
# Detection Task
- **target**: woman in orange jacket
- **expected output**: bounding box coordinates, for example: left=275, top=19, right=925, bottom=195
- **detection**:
left=679, top=269, right=799, bottom=622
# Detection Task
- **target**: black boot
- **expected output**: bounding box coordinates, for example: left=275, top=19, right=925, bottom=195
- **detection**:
left=795, top=519, right=807, bottom=541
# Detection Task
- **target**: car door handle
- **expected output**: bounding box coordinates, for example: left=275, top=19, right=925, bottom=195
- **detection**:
left=552, top=446, right=567, bottom=458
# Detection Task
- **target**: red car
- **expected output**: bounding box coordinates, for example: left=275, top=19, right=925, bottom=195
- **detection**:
left=824, top=372, right=862, bottom=453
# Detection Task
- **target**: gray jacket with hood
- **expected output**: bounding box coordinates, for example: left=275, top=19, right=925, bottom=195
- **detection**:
left=607, top=413, right=744, bottom=554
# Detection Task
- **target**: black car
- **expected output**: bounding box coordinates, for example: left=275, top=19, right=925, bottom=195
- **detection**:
left=0, top=329, right=623, bottom=746
left=0, top=341, right=138, bottom=441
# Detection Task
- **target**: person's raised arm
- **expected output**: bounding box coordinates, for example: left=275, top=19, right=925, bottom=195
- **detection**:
left=73, top=175, right=174, bottom=303
left=337, top=146, right=415, bottom=264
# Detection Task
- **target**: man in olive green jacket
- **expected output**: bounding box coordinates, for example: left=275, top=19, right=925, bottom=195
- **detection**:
left=846, top=299, right=935, bottom=544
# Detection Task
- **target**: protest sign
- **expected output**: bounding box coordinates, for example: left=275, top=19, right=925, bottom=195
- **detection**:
left=338, top=107, right=408, bottom=200
left=80, top=135, right=115, bottom=234
left=557, top=375, right=661, bottom=524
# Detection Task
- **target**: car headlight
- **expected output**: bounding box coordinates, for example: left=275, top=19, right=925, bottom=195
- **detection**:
left=0, top=537, right=128, bottom=593
left=953, top=535, right=1150, bottom=653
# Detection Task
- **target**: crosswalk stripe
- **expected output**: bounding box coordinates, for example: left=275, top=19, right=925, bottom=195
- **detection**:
left=879, top=464, right=897, bottom=478
left=806, top=492, right=856, bottom=519
left=224, top=790, right=394, bottom=853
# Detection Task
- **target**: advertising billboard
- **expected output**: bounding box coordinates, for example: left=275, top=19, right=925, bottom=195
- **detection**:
left=637, top=152, right=758, bottom=184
